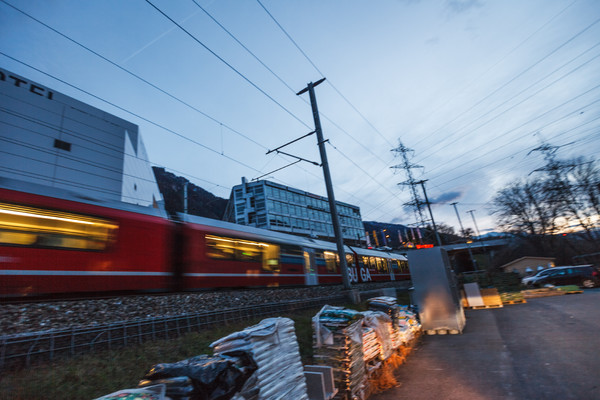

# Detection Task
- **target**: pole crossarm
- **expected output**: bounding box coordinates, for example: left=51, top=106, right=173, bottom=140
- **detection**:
left=296, top=77, right=326, bottom=95
left=266, top=131, right=315, bottom=155
left=252, top=160, right=301, bottom=181
left=275, top=150, right=320, bottom=166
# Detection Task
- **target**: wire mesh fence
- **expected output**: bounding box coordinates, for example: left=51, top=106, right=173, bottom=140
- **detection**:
left=0, top=294, right=348, bottom=369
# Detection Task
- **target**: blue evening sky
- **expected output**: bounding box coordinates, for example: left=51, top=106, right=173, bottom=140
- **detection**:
left=1, top=0, right=599, bottom=234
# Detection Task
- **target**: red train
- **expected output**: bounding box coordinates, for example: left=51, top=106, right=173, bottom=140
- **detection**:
left=0, top=178, right=409, bottom=298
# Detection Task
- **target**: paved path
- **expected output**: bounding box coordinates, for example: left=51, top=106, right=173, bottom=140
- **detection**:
left=372, top=289, right=600, bottom=400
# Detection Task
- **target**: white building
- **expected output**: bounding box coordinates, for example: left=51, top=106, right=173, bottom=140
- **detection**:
left=0, top=68, right=161, bottom=207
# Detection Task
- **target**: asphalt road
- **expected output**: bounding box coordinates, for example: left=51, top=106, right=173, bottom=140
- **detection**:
left=372, top=288, right=600, bottom=400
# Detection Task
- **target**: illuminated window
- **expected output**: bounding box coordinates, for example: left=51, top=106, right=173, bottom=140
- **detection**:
left=377, top=257, right=389, bottom=273
left=205, top=234, right=280, bottom=272
left=346, top=253, right=355, bottom=268
left=0, top=202, right=118, bottom=251
left=323, top=251, right=338, bottom=273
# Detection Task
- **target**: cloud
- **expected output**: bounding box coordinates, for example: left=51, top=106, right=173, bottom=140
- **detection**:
left=446, top=0, right=483, bottom=14
left=430, top=190, right=463, bottom=205
left=390, top=216, right=406, bottom=224
left=425, top=36, right=440, bottom=46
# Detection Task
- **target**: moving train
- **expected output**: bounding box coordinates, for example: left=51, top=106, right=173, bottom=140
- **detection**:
left=0, top=177, right=409, bottom=298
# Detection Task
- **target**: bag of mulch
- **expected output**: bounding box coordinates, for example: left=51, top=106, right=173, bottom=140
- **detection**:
left=140, top=352, right=257, bottom=400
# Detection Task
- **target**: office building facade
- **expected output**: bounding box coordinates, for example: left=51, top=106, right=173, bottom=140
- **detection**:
left=0, top=67, right=161, bottom=207
left=223, top=178, right=365, bottom=245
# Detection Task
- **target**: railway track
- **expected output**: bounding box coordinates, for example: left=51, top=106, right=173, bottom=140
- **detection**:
left=0, top=282, right=411, bottom=369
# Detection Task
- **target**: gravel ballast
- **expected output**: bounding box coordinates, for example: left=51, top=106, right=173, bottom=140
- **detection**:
left=1, top=282, right=409, bottom=336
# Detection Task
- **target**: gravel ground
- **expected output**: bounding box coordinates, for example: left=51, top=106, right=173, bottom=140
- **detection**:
left=0, top=281, right=409, bottom=336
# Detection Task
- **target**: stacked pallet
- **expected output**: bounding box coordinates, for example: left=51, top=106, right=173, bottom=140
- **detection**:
left=367, top=297, right=421, bottom=346
left=212, top=317, right=308, bottom=400
left=362, top=327, right=380, bottom=363
left=361, top=311, right=393, bottom=360
left=313, top=306, right=368, bottom=400
left=366, top=297, right=400, bottom=321
left=499, top=291, right=527, bottom=304
left=521, top=287, right=566, bottom=298
left=395, top=306, right=420, bottom=343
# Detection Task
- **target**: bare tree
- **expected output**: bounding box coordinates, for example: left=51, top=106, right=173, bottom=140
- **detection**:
left=492, top=179, right=563, bottom=236
left=492, top=153, right=599, bottom=257
left=563, top=157, right=600, bottom=241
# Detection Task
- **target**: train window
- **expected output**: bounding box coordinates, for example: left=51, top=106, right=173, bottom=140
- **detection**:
left=262, top=243, right=280, bottom=273
left=281, top=245, right=303, bottom=256
left=399, top=259, right=409, bottom=272
left=323, top=251, right=338, bottom=273
left=391, top=259, right=399, bottom=269
left=0, top=202, right=117, bottom=251
left=368, top=256, right=376, bottom=270
left=378, top=258, right=389, bottom=273
left=362, top=256, right=369, bottom=268
left=346, top=253, right=355, bottom=268
left=205, top=235, right=280, bottom=272
left=236, top=240, right=263, bottom=262
left=205, top=235, right=236, bottom=259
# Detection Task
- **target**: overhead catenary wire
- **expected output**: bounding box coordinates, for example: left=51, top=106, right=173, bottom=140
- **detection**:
left=410, top=14, right=600, bottom=153
left=190, top=0, right=394, bottom=170
left=0, top=53, right=348, bottom=205
left=144, top=0, right=312, bottom=131
left=415, top=42, right=600, bottom=164
left=0, top=0, right=268, bottom=151
left=0, top=0, right=337, bottom=199
left=424, top=92, right=600, bottom=180
left=255, top=0, right=395, bottom=148
left=409, top=0, right=582, bottom=148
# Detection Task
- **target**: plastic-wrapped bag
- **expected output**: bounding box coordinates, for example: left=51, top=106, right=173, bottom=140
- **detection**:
left=139, top=376, right=194, bottom=399
left=140, top=352, right=257, bottom=400
left=211, top=317, right=308, bottom=400
left=361, top=311, right=393, bottom=360
left=95, top=384, right=166, bottom=400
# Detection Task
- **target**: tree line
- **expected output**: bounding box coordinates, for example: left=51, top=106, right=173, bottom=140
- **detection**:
left=491, top=145, right=599, bottom=266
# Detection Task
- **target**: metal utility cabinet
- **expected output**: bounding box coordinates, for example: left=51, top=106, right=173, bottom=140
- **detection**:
left=408, top=247, right=466, bottom=334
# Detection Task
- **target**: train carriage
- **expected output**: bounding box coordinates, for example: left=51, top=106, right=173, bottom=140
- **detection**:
left=0, top=177, right=410, bottom=298
left=179, top=213, right=317, bottom=289
left=0, top=178, right=173, bottom=297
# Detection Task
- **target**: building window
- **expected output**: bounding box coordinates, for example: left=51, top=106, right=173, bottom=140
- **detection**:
left=53, top=139, right=72, bottom=152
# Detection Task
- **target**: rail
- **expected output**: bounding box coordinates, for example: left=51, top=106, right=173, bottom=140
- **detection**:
left=0, top=294, right=348, bottom=369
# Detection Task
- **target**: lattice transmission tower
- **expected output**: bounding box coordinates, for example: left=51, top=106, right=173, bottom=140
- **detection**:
left=391, top=141, right=426, bottom=229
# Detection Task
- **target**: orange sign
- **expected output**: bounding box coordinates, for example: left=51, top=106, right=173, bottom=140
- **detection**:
left=416, top=244, right=434, bottom=249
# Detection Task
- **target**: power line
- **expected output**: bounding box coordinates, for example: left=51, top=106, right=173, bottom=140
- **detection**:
left=0, top=0, right=269, bottom=151
left=429, top=120, right=600, bottom=192
left=410, top=0, right=581, bottom=148
left=144, top=0, right=311, bottom=130
left=410, top=14, right=600, bottom=159
left=35, top=0, right=394, bottom=209
left=326, top=141, right=403, bottom=200
left=425, top=88, right=600, bottom=178
left=190, top=0, right=394, bottom=169
left=255, top=0, right=395, bottom=148
left=416, top=42, right=600, bottom=164
left=0, top=52, right=268, bottom=174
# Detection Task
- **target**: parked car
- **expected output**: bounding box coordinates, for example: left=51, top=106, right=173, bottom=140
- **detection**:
left=521, top=268, right=557, bottom=286
left=531, top=265, right=600, bottom=288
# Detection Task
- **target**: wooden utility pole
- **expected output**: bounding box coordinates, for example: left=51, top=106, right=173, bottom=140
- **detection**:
left=298, top=78, right=351, bottom=289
